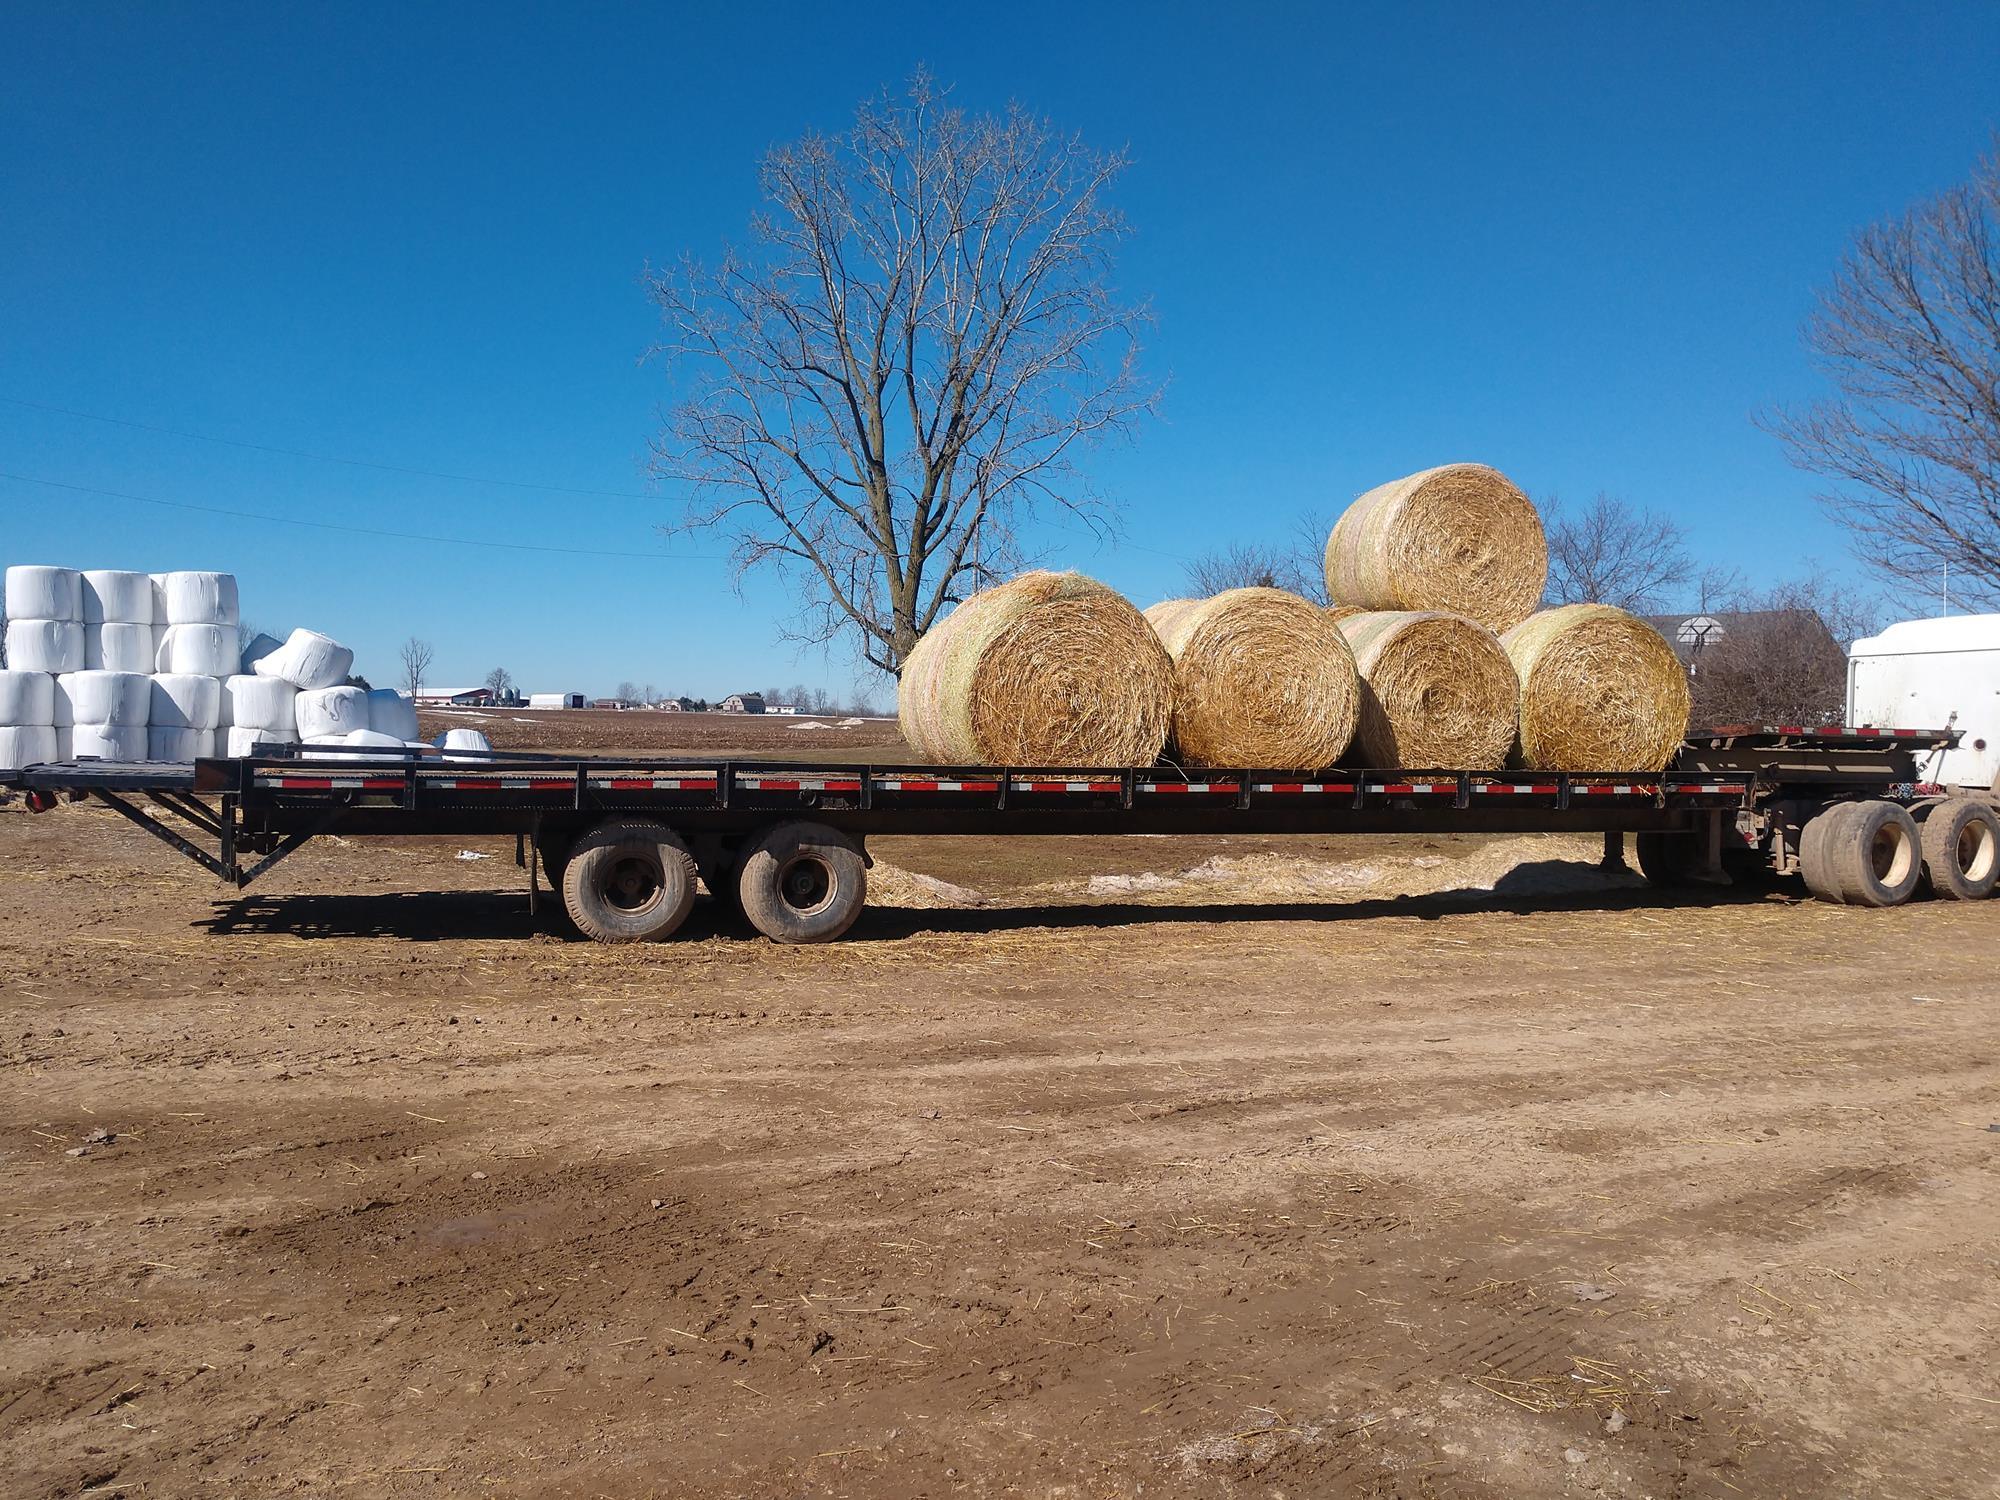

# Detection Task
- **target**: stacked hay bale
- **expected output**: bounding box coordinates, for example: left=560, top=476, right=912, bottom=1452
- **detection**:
left=1335, top=610, right=1519, bottom=768
left=1503, top=604, right=1690, bottom=771
left=1143, top=588, right=1359, bottom=769
left=1324, top=464, right=1547, bottom=632
left=899, top=570, right=1173, bottom=766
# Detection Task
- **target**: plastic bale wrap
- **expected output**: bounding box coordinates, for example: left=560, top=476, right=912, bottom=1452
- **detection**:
left=254, top=628, right=354, bottom=691
left=86, top=622, right=157, bottom=672
left=302, top=729, right=411, bottom=763
left=366, top=688, right=420, bottom=741
left=1336, top=610, right=1519, bottom=769
left=1324, top=464, right=1548, bottom=632
left=434, top=727, right=493, bottom=761
left=147, top=726, right=216, bottom=762
left=70, top=722, right=148, bottom=761
left=80, top=570, right=155, bottom=624
left=54, top=671, right=151, bottom=728
left=155, top=623, right=240, bottom=677
left=0, top=725, right=58, bottom=770
left=5, top=565, right=82, bottom=621
left=160, top=571, right=239, bottom=626
left=5, top=619, right=84, bottom=673
left=898, top=571, right=1173, bottom=767
left=149, top=673, right=223, bottom=731
left=238, top=631, right=283, bottom=673
left=1142, top=588, right=1360, bottom=770
left=296, top=685, right=369, bottom=739
left=1502, top=603, right=1691, bottom=771
left=0, top=669, right=56, bottom=726
left=222, top=675, right=297, bottom=733
left=226, top=725, right=299, bottom=757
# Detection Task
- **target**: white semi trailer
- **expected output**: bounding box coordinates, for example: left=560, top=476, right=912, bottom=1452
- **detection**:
left=1848, top=613, right=2000, bottom=793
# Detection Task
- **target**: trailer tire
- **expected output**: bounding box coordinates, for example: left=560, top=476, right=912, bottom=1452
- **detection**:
left=1827, top=800, right=1922, bottom=908
left=1798, top=803, right=1853, bottom=903
left=560, top=819, right=698, bottom=943
left=1919, top=798, right=2000, bottom=900
left=1634, top=831, right=1702, bottom=886
left=736, top=821, right=866, bottom=944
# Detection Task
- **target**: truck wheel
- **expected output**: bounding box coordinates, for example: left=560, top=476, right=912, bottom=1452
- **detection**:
left=1920, top=798, right=2000, bottom=900
left=1634, top=831, right=1701, bottom=886
left=736, top=821, right=867, bottom=944
left=1828, top=800, right=1922, bottom=908
left=1798, top=804, right=1853, bottom=903
left=560, top=819, right=697, bottom=942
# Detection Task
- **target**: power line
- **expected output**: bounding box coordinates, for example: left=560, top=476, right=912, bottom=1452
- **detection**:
left=0, top=471, right=725, bottom=562
left=0, top=394, right=663, bottom=501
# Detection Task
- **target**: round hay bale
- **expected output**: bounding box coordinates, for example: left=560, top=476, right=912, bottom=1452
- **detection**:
left=1336, top=610, right=1519, bottom=769
left=1324, top=464, right=1547, bottom=631
left=898, top=571, right=1173, bottom=766
left=1325, top=604, right=1365, bottom=625
left=1143, top=588, right=1359, bottom=769
left=1503, top=604, right=1690, bottom=771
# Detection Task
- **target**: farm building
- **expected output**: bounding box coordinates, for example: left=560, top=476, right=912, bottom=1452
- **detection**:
left=1641, top=611, right=1841, bottom=671
left=526, top=692, right=587, bottom=710
left=415, top=687, right=494, bottom=708
left=719, top=693, right=766, bottom=714
left=658, top=697, right=698, bottom=712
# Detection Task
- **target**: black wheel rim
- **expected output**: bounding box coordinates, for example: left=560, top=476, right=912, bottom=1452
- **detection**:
left=776, top=854, right=834, bottom=915
left=603, top=855, right=662, bottom=914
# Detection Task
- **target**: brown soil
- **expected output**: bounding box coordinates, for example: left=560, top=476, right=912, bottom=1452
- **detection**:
left=2, top=792, right=1996, bottom=1499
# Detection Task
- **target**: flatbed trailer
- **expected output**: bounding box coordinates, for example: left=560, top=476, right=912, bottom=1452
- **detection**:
left=3, top=725, right=1993, bottom=942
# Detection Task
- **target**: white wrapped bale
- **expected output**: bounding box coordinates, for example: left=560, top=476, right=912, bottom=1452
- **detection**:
left=0, top=725, right=58, bottom=769
left=55, top=671, right=150, bottom=728
left=435, top=727, right=493, bottom=761
left=253, top=628, right=353, bottom=691
left=160, top=571, right=239, bottom=626
left=366, top=688, right=420, bottom=740
left=222, top=675, right=296, bottom=733
left=5, top=619, right=84, bottom=673
left=155, top=623, right=240, bottom=677
left=80, top=570, right=155, bottom=624
left=86, top=622, right=157, bottom=672
left=225, top=724, right=299, bottom=757
left=238, top=631, right=282, bottom=673
left=147, top=726, right=216, bottom=762
left=70, top=722, right=148, bottom=760
left=296, top=685, right=369, bottom=739
left=150, top=673, right=223, bottom=731
left=5, top=566, right=82, bottom=622
left=0, top=669, right=56, bottom=726
left=301, top=729, right=410, bottom=762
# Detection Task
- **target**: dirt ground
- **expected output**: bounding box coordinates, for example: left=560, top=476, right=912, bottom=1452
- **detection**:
left=3, top=748, right=1997, bottom=1496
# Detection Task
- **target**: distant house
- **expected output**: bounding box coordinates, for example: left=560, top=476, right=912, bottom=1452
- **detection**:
left=718, top=692, right=766, bottom=714
left=415, top=687, right=493, bottom=708
left=590, top=697, right=635, bottom=710
left=526, top=692, right=587, bottom=710
left=768, top=703, right=799, bottom=715
left=659, top=696, right=698, bottom=712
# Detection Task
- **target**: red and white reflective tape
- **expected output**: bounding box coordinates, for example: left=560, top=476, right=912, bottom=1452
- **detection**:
left=1575, top=784, right=1643, bottom=796
left=873, top=778, right=1002, bottom=793
left=260, top=775, right=408, bottom=791
left=430, top=776, right=570, bottom=791
left=1472, top=783, right=1560, bottom=795
left=1364, top=782, right=1456, bottom=795
left=1251, top=782, right=1359, bottom=794
left=594, top=776, right=719, bottom=791
left=1673, top=783, right=1740, bottom=795
left=736, top=777, right=862, bottom=792
left=1015, top=779, right=1122, bottom=794
left=1137, top=781, right=1239, bottom=794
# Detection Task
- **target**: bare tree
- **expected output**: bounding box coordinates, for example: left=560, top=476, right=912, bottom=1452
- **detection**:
left=648, top=73, right=1156, bottom=673
left=1689, top=567, right=1879, bottom=729
left=484, top=666, right=514, bottom=699
left=641, top=681, right=656, bottom=707
left=1762, top=141, right=2000, bottom=609
left=1542, top=493, right=1695, bottom=611
left=399, top=637, right=433, bottom=696
left=615, top=680, right=638, bottom=705
left=1181, top=511, right=1333, bottom=604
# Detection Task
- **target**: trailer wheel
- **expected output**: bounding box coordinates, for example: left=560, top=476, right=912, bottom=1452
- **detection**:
left=1798, top=804, right=1853, bottom=903
left=1919, top=798, right=2000, bottom=900
left=560, top=819, right=697, bottom=942
left=1827, top=800, right=1922, bottom=908
left=736, top=821, right=866, bottom=944
left=1634, top=831, right=1701, bottom=886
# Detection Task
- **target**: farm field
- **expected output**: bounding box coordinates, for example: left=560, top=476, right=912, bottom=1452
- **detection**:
left=1, top=728, right=1996, bottom=1499
left=416, top=707, right=906, bottom=760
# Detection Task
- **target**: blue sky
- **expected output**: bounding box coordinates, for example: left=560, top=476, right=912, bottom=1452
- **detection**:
left=3, top=2, right=1995, bottom=699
